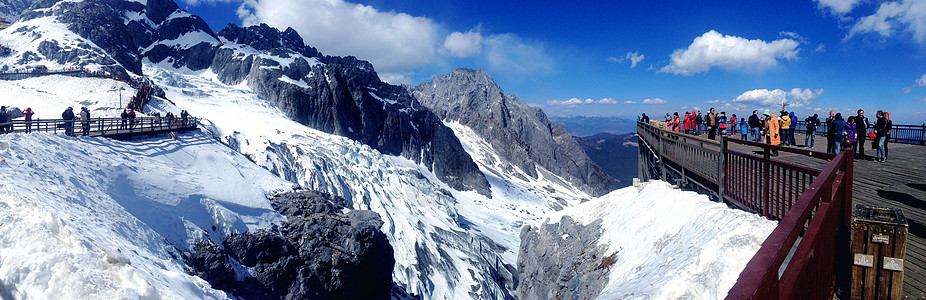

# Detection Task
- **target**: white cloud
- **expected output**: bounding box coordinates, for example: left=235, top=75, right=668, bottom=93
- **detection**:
left=780, top=31, right=809, bottom=45
left=607, top=51, right=645, bottom=68
left=483, top=34, right=554, bottom=74
left=237, top=0, right=440, bottom=74
left=815, top=0, right=862, bottom=14
left=918, top=74, right=926, bottom=87
left=546, top=98, right=616, bottom=106
left=815, top=43, right=826, bottom=52
left=180, top=0, right=235, bottom=5
left=705, top=99, right=725, bottom=104
left=378, top=72, right=412, bottom=85
left=731, top=88, right=824, bottom=108
left=443, top=30, right=483, bottom=58
left=660, top=30, right=800, bottom=75
left=624, top=98, right=667, bottom=105
left=847, top=0, right=926, bottom=43
left=904, top=87, right=913, bottom=94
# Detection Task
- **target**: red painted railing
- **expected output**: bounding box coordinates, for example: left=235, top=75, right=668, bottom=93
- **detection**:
left=725, top=148, right=853, bottom=299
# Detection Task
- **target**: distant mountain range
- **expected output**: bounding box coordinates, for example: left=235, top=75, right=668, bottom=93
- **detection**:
left=573, top=132, right=638, bottom=188
left=549, top=115, right=637, bottom=137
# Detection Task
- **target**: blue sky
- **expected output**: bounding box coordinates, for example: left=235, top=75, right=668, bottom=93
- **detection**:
left=182, top=0, right=926, bottom=124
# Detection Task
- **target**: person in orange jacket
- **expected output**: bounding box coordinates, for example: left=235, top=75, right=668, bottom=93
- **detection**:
left=764, top=109, right=780, bottom=156
left=669, top=112, right=681, bottom=132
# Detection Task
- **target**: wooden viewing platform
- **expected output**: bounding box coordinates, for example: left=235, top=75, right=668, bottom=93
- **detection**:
left=0, top=116, right=200, bottom=140
left=637, top=121, right=926, bottom=298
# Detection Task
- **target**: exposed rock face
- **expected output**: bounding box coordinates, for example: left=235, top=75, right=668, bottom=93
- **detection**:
left=0, top=0, right=34, bottom=20
left=413, top=68, right=618, bottom=196
left=187, top=190, right=396, bottom=299
left=212, top=24, right=490, bottom=196
left=517, top=216, right=611, bottom=300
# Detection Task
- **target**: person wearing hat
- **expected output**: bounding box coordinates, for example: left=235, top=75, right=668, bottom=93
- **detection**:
left=779, top=110, right=791, bottom=146
left=62, top=107, right=76, bottom=137
left=764, top=109, right=780, bottom=155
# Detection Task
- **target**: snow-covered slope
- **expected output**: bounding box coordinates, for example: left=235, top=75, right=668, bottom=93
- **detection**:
left=141, top=64, right=599, bottom=299
left=518, top=181, right=778, bottom=299
left=0, top=130, right=291, bottom=298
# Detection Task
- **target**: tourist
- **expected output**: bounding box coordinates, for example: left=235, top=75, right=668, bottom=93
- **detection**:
left=718, top=111, right=728, bottom=137
left=670, top=112, right=681, bottom=132
left=826, top=110, right=836, bottom=154
left=62, top=107, right=75, bottom=137
left=641, top=113, right=649, bottom=124
left=846, top=116, right=857, bottom=152
left=788, top=111, right=797, bottom=146
left=739, top=118, right=748, bottom=140
left=855, top=109, right=871, bottom=159
left=874, top=110, right=891, bottom=163
left=682, top=111, right=693, bottom=134
left=0, top=106, right=7, bottom=133
left=21, top=107, right=34, bottom=133
left=884, top=111, right=892, bottom=159
left=833, top=113, right=845, bottom=154
left=181, top=110, right=189, bottom=126
left=729, top=114, right=738, bottom=137
left=120, top=109, right=128, bottom=130
left=749, top=110, right=762, bottom=143
left=80, top=107, right=90, bottom=136
left=779, top=111, right=791, bottom=146
left=128, top=109, right=136, bottom=132
left=695, top=111, right=703, bottom=135
left=764, top=110, right=780, bottom=155
left=805, top=114, right=820, bottom=148
left=706, top=108, right=718, bottom=139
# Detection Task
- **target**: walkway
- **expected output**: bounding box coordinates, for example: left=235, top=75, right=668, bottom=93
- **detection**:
left=663, top=128, right=926, bottom=297
left=0, top=116, right=199, bottom=140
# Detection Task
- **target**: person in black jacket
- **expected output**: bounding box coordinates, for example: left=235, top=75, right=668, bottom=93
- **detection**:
left=804, top=114, right=820, bottom=148
left=641, top=113, right=650, bottom=124
left=62, top=107, right=75, bottom=136
left=826, top=110, right=836, bottom=154
left=854, top=109, right=871, bottom=158
left=748, top=110, right=761, bottom=142
left=0, top=106, right=8, bottom=133
left=120, top=109, right=128, bottom=130
left=874, top=110, right=891, bottom=162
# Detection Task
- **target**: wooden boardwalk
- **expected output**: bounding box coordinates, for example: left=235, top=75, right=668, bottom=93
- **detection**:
left=715, top=132, right=926, bottom=298
left=0, top=117, right=199, bottom=140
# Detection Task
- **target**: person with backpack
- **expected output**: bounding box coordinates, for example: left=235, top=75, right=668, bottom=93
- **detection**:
left=80, top=107, right=91, bottom=136
left=779, top=111, right=791, bottom=146
left=833, top=113, right=846, bottom=154
left=884, top=111, right=892, bottom=159
left=718, top=111, right=728, bottom=137
left=739, top=118, right=749, bottom=140
left=22, top=107, right=34, bottom=133
left=62, top=107, right=76, bottom=137
left=695, top=111, right=703, bottom=135
left=804, top=114, right=820, bottom=148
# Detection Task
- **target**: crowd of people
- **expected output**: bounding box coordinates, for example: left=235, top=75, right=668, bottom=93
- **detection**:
left=645, top=107, right=894, bottom=162
left=0, top=106, right=193, bottom=137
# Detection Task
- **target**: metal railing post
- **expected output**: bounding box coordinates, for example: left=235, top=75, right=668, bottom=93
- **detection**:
left=718, top=135, right=725, bottom=202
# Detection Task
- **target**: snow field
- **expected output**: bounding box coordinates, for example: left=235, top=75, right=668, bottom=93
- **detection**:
left=549, top=181, right=777, bottom=299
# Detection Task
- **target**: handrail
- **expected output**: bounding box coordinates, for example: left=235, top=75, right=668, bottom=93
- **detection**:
left=637, top=120, right=854, bottom=298
left=0, top=116, right=199, bottom=138
left=726, top=150, right=853, bottom=299
left=791, top=120, right=926, bottom=146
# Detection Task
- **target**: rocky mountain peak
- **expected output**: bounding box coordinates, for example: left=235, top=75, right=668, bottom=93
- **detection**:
left=217, top=23, right=320, bottom=58
left=413, top=68, right=619, bottom=197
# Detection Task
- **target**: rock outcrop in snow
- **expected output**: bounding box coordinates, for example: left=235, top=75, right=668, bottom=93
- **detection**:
left=517, top=182, right=777, bottom=299
left=0, top=0, right=33, bottom=21
left=188, top=190, right=396, bottom=299
left=413, top=68, right=618, bottom=196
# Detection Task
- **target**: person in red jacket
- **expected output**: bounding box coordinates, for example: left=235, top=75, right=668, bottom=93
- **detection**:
left=670, top=112, right=681, bottom=132
left=682, top=111, right=692, bottom=134
left=22, top=107, right=35, bottom=133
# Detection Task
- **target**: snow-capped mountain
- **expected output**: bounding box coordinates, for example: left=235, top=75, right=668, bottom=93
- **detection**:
left=0, top=0, right=777, bottom=298
left=413, top=69, right=618, bottom=196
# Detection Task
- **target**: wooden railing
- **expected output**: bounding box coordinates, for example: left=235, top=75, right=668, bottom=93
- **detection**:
left=636, top=120, right=854, bottom=298
left=0, top=116, right=199, bottom=138
left=726, top=149, right=853, bottom=299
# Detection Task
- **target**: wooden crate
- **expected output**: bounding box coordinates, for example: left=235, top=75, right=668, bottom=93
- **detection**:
left=851, top=204, right=908, bottom=300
